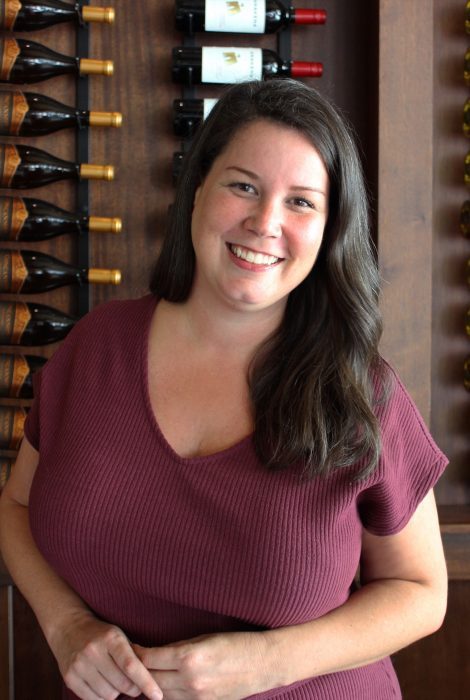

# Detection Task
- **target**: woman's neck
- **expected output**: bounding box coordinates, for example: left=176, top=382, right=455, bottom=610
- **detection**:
left=160, top=293, right=285, bottom=359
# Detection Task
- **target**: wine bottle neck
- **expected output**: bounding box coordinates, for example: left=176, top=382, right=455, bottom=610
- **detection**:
left=87, top=268, right=121, bottom=285
left=290, top=61, right=323, bottom=78
left=293, top=9, right=327, bottom=25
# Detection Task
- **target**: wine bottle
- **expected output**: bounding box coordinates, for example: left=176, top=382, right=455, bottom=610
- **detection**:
left=0, top=90, right=122, bottom=137
left=464, top=98, right=470, bottom=137
left=175, top=0, right=326, bottom=34
left=0, top=38, right=113, bottom=85
left=466, top=308, right=470, bottom=337
left=465, top=152, right=470, bottom=186
left=0, top=455, right=14, bottom=491
left=172, top=151, right=185, bottom=184
left=0, top=405, right=27, bottom=449
left=0, top=352, right=46, bottom=398
left=465, top=47, right=470, bottom=86
left=0, top=143, right=114, bottom=189
left=460, top=200, right=470, bottom=237
left=466, top=0, right=470, bottom=35
left=0, top=196, right=121, bottom=241
left=173, top=98, right=217, bottom=137
left=171, top=46, right=323, bottom=86
left=0, top=300, right=75, bottom=345
left=0, top=249, right=121, bottom=294
left=465, top=356, right=470, bottom=391
left=0, top=0, right=114, bottom=31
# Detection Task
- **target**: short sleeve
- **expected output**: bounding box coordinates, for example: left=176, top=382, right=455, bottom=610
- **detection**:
left=358, top=365, right=448, bottom=536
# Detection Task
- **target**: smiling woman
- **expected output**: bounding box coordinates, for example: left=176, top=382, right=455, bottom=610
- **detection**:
left=189, top=119, right=329, bottom=314
left=0, top=79, right=448, bottom=700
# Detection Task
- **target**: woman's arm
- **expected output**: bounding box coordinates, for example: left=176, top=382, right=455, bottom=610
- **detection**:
left=134, top=489, right=447, bottom=699
left=0, top=437, right=162, bottom=700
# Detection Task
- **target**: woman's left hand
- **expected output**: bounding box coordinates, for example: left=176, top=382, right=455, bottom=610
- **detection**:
left=133, top=631, right=281, bottom=700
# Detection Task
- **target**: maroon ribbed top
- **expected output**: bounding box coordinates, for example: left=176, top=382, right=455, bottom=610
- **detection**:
left=26, top=296, right=447, bottom=700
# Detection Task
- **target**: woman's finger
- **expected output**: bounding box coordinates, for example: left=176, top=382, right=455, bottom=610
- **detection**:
left=109, top=641, right=162, bottom=699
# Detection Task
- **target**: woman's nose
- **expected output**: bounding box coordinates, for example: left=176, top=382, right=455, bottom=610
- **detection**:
left=244, top=200, right=282, bottom=238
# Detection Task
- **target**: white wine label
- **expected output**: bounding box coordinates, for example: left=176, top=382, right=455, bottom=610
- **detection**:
left=201, top=47, right=263, bottom=84
left=203, top=98, right=218, bottom=120
left=0, top=1, right=21, bottom=31
left=204, top=0, right=266, bottom=33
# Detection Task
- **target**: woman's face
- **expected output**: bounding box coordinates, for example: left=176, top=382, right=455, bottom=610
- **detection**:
left=190, top=119, right=329, bottom=317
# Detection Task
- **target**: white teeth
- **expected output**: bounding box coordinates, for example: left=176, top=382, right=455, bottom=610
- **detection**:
left=230, top=245, right=279, bottom=266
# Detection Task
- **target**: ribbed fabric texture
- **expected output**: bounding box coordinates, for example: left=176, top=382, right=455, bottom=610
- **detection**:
left=25, top=295, right=448, bottom=700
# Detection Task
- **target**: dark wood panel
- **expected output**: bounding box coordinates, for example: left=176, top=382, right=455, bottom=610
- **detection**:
left=0, top=586, right=11, bottom=700
left=431, top=0, right=470, bottom=504
left=12, top=588, right=61, bottom=700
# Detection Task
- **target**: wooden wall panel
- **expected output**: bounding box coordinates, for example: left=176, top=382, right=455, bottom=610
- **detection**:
left=377, top=0, right=434, bottom=421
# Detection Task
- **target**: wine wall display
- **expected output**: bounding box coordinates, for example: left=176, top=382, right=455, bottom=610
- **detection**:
left=171, top=0, right=327, bottom=184
left=0, top=0, right=122, bottom=493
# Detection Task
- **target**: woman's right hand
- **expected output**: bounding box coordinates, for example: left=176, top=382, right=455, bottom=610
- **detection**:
left=49, top=611, right=162, bottom=700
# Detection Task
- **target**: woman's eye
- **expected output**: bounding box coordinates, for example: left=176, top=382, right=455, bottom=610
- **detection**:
left=292, top=197, right=315, bottom=209
left=229, top=182, right=256, bottom=194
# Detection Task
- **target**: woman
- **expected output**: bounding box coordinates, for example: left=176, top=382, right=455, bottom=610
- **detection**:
left=0, top=79, right=448, bottom=700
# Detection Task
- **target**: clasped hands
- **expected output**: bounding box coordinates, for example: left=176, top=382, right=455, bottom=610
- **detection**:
left=54, top=613, right=279, bottom=700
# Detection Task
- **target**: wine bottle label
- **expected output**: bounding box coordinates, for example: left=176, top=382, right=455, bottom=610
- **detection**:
left=201, top=47, right=262, bottom=83
left=0, top=91, right=28, bottom=135
left=0, top=405, right=25, bottom=450
left=203, top=98, right=218, bottom=120
left=0, top=37, right=20, bottom=80
left=204, top=0, right=266, bottom=33
left=0, top=197, right=27, bottom=240
left=0, top=456, right=12, bottom=490
left=0, top=144, right=20, bottom=188
left=0, top=250, right=28, bottom=293
left=0, top=301, right=31, bottom=344
left=0, top=353, right=29, bottom=397
left=0, top=0, right=21, bottom=31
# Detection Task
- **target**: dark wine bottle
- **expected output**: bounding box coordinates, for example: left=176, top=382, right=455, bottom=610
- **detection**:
left=0, top=404, right=26, bottom=449
left=0, top=352, right=46, bottom=398
left=0, top=90, right=122, bottom=137
left=0, top=249, right=121, bottom=294
left=464, top=355, right=470, bottom=391
left=465, top=47, right=470, bottom=86
left=0, top=0, right=114, bottom=31
left=466, top=0, right=470, bottom=35
left=0, top=143, right=114, bottom=189
left=0, top=455, right=14, bottom=490
left=460, top=200, right=470, bottom=237
left=0, top=300, right=75, bottom=345
left=0, top=196, right=121, bottom=241
left=173, top=98, right=217, bottom=137
left=172, top=46, right=322, bottom=86
left=464, top=98, right=470, bottom=137
left=465, top=152, right=470, bottom=185
left=172, top=151, right=185, bottom=184
left=0, top=37, right=113, bottom=85
left=175, top=0, right=326, bottom=34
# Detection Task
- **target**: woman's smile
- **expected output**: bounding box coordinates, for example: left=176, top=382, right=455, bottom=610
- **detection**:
left=227, top=243, right=283, bottom=268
